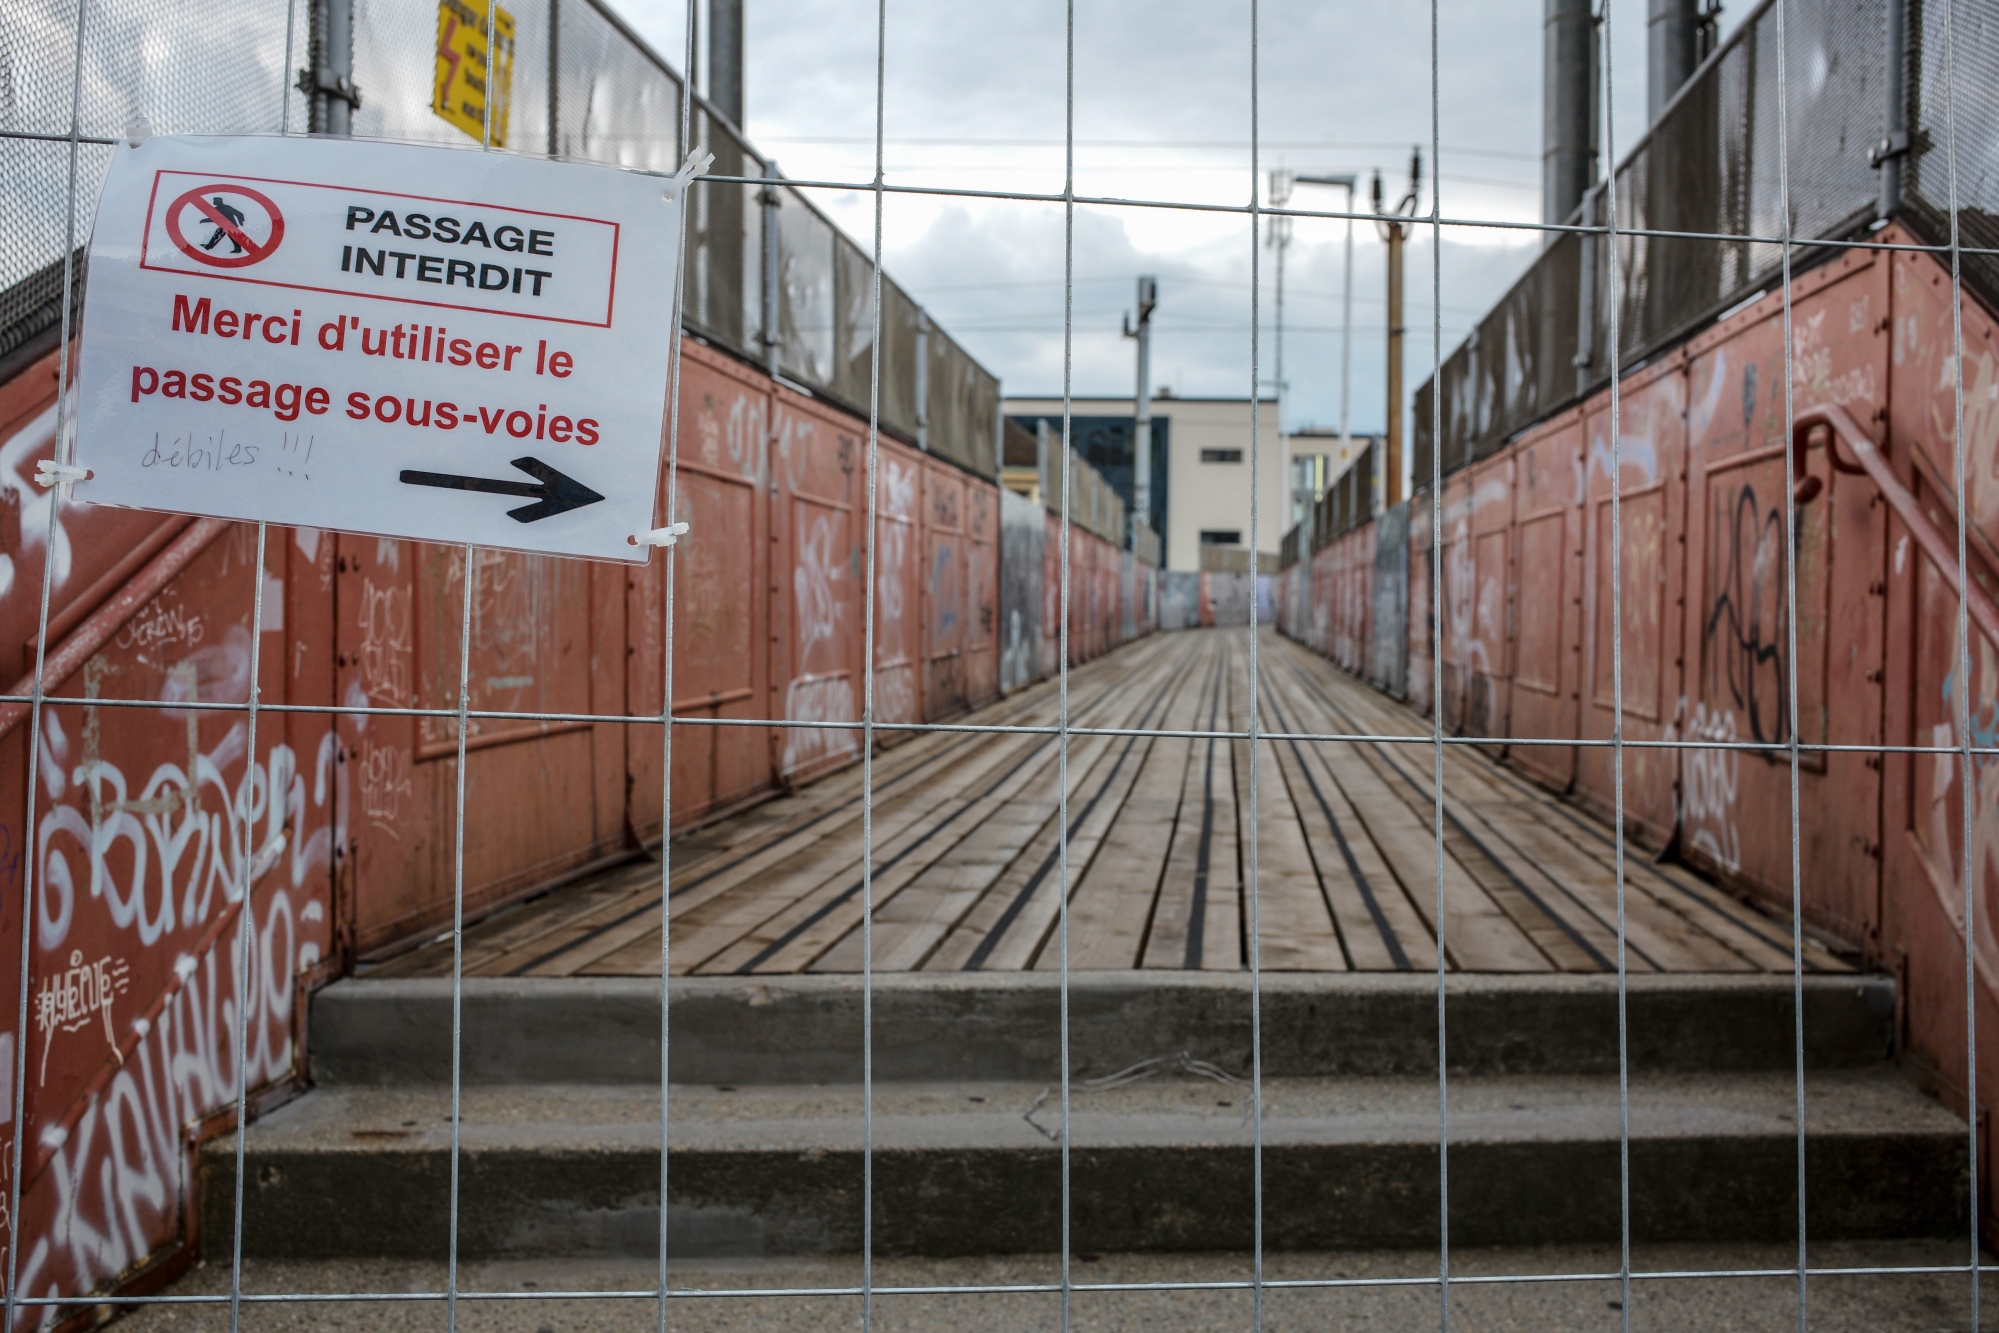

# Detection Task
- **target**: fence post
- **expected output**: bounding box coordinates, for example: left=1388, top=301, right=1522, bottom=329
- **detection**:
left=1573, top=183, right=1599, bottom=398
left=301, top=0, right=358, bottom=135
left=760, top=161, right=780, bottom=377
left=546, top=0, right=559, bottom=156
left=915, top=310, right=930, bottom=451
left=1873, top=0, right=1909, bottom=218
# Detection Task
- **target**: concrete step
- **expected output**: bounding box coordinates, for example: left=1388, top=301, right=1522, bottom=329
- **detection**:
left=207, top=1069, right=1965, bottom=1259
left=311, top=971, right=1895, bottom=1085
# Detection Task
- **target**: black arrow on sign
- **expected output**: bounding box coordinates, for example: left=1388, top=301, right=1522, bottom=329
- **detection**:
left=398, top=456, right=606, bottom=523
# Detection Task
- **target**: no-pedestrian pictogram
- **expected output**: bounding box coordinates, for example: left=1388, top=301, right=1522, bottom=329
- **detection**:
left=163, top=184, right=285, bottom=268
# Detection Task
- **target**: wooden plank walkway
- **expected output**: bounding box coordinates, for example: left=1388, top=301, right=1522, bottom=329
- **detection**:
left=372, top=629, right=1848, bottom=978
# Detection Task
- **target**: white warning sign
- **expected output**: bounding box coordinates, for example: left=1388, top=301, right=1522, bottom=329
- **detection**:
left=73, top=134, right=687, bottom=562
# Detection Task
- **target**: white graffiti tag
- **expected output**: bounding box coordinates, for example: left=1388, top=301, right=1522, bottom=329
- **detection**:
left=8, top=727, right=337, bottom=1319
left=32, top=951, right=130, bottom=1086
left=1678, top=699, right=1743, bottom=875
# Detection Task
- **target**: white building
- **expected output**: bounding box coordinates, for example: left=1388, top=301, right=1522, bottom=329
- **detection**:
left=1002, top=393, right=1283, bottom=573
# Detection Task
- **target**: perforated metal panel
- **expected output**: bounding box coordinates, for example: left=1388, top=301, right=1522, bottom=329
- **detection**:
left=1416, top=0, right=1914, bottom=482
left=1905, top=0, right=1999, bottom=294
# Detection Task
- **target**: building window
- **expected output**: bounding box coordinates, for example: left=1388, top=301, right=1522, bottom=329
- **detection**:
left=1199, top=529, right=1242, bottom=546
left=1200, top=448, right=1244, bottom=464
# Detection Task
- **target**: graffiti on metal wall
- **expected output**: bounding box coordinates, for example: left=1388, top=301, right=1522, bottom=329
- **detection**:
left=17, top=717, right=334, bottom=1307
left=357, top=736, right=414, bottom=832
left=0, top=394, right=338, bottom=1309
left=1677, top=699, right=1743, bottom=874
left=1926, top=658, right=1999, bottom=989
left=872, top=457, right=919, bottom=726
left=784, top=509, right=859, bottom=775
left=355, top=577, right=412, bottom=707
left=1700, top=483, right=1791, bottom=748
left=0, top=404, right=75, bottom=603
left=33, top=950, right=129, bottom=1087
left=997, top=491, right=1041, bottom=694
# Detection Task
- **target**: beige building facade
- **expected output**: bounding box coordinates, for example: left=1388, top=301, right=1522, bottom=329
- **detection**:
left=1003, top=394, right=1283, bottom=572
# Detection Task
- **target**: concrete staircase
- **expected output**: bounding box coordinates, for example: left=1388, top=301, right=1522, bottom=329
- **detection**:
left=207, top=972, right=1967, bottom=1259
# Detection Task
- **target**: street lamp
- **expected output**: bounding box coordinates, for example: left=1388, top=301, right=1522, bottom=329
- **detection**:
left=1267, top=170, right=1357, bottom=528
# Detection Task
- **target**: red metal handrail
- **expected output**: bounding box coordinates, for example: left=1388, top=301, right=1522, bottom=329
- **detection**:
left=1795, top=403, right=1999, bottom=650
left=0, top=516, right=233, bottom=742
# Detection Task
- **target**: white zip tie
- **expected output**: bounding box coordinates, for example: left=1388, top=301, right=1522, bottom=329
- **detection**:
left=664, top=148, right=714, bottom=200
left=628, top=521, right=689, bottom=549
left=35, top=461, right=89, bottom=485
left=35, top=460, right=91, bottom=502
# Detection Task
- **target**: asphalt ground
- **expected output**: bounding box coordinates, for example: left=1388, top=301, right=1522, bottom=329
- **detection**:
left=110, top=1241, right=1990, bottom=1332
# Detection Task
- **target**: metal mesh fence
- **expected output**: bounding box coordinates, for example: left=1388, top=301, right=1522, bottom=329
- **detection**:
left=1415, top=0, right=1938, bottom=480
left=0, top=0, right=1992, bottom=1322
left=1907, top=0, right=1999, bottom=297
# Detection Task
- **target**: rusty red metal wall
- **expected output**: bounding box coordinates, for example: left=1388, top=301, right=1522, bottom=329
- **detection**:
left=1507, top=407, right=1586, bottom=792
left=1405, top=496, right=1435, bottom=718
left=345, top=341, right=1012, bottom=950
left=769, top=378, right=864, bottom=789
left=1279, top=225, right=1999, bottom=1227
left=1878, top=230, right=1999, bottom=1175
left=1038, top=510, right=1147, bottom=675
left=1676, top=251, right=1889, bottom=936
left=339, top=539, right=630, bottom=955
left=1574, top=355, right=1687, bottom=846
left=1310, top=541, right=1335, bottom=657
left=1337, top=527, right=1372, bottom=676
left=0, top=343, right=340, bottom=1306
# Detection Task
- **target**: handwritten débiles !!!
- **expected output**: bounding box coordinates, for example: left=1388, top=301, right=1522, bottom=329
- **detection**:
left=73, top=134, right=684, bottom=562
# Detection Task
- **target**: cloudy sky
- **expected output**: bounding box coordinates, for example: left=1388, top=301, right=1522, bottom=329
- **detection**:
left=616, top=0, right=1747, bottom=444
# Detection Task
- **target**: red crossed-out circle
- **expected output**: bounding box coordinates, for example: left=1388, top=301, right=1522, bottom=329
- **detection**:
left=164, top=184, right=285, bottom=268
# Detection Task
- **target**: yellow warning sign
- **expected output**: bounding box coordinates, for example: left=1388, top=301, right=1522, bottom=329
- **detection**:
left=433, top=0, right=514, bottom=147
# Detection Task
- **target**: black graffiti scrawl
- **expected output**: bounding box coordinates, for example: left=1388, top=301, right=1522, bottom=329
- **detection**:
left=1703, top=481, right=1791, bottom=746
